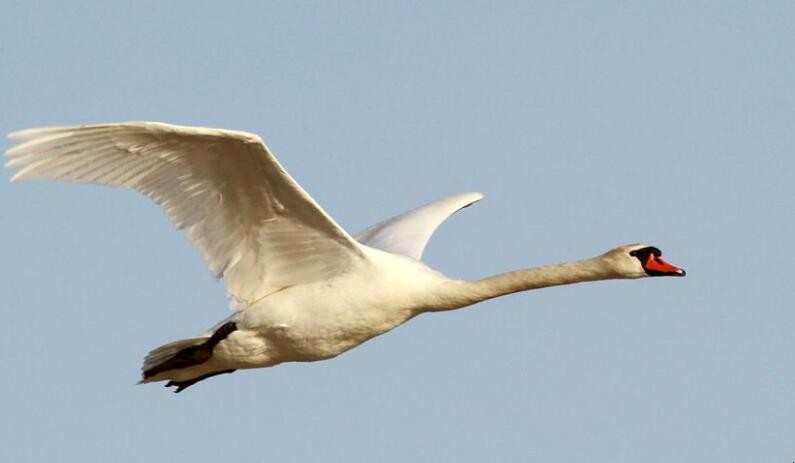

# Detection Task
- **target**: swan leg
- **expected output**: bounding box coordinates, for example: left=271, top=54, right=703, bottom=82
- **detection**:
left=165, top=369, right=237, bottom=393
left=142, top=322, right=238, bottom=379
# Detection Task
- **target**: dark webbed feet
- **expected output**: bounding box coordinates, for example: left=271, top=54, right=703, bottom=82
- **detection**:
left=165, top=369, right=237, bottom=393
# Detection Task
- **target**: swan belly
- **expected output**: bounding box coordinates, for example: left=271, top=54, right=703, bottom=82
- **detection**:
left=144, top=301, right=404, bottom=384
left=238, top=292, right=418, bottom=362
left=236, top=256, right=442, bottom=363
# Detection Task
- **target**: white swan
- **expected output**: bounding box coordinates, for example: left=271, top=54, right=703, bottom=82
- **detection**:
left=5, top=122, right=685, bottom=392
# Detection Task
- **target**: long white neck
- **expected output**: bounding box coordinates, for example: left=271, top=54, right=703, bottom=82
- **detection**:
left=430, top=256, right=622, bottom=311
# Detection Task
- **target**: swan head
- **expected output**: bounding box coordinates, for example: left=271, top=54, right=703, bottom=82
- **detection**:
left=603, top=244, right=686, bottom=279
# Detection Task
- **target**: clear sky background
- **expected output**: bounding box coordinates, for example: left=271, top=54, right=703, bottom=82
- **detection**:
left=1, top=2, right=793, bottom=462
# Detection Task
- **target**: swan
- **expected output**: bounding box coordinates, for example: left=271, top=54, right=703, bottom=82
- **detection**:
left=5, top=122, right=685, bottom=392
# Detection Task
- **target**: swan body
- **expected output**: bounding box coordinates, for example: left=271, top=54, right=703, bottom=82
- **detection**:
left=5, top=122, right=685, bottom=392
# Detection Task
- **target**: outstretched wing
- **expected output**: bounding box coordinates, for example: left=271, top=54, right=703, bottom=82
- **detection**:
left=355, top=192, right=483, bottom=260
left=6, top=122, right=364, bottom=307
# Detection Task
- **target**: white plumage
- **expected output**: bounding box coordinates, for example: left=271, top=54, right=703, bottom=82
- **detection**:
left=6, top=122, right=685, bottom=392
left=8, top=123, right=361, bottom=305
left=355, top=191, right=483, bottom=260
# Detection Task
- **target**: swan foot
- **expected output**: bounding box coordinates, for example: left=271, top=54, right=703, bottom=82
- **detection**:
left=165, top=369, right=237, bottom=393
left=142, top=321, right=238, bottom=379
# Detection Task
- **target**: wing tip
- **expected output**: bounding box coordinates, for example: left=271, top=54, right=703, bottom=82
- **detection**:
left=7, top=125, right=74, bottom=141
left=459, top=191, right=485, bottom=207
left=7, top=128, right=33, bottom=140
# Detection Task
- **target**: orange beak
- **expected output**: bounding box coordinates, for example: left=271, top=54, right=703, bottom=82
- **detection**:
left=645, top=254, right=686, bottom=276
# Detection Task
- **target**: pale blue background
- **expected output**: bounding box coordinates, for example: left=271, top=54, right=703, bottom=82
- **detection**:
left=1, top=2, right=793, bottom=462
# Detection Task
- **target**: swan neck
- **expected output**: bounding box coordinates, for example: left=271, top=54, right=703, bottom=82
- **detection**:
left=435, top=256, right=620, bottom=310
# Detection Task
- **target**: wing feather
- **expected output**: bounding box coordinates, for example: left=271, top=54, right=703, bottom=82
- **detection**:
left=6, top=122, right=364, bottom=307
left=356, top=192, right=483, bottom=260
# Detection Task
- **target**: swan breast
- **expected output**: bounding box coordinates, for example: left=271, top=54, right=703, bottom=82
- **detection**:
left=238, top=249, right=445, bottom=361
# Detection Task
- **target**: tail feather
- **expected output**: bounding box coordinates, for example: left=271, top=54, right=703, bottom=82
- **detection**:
left=139, top=322, right=240, bottom=391
left=141, top=336, right=208, bottom=376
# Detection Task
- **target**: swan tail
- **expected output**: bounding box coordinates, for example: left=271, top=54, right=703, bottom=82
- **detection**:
left=139, top=322, right=238, bottom=392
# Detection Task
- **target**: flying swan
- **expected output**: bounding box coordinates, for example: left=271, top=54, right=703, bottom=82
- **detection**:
left=5, top=122, right=685, bottom=392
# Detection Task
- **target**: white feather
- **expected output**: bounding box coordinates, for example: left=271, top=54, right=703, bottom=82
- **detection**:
left=6, top=122, right=364, bottom=306
left=355, top=192, right=483, bottom=260
left=6, top=121, right=685, bottom=391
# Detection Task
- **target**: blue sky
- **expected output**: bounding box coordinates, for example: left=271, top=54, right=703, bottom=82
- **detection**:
left=1, top=2, right=793, bottom=462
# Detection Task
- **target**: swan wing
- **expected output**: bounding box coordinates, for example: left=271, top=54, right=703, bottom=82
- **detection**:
left=6, top=122, right=364, bottom=307
left=355, top=192, right=483, bottom=260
